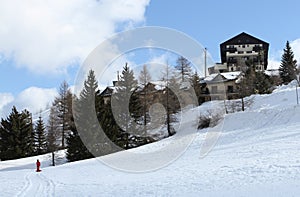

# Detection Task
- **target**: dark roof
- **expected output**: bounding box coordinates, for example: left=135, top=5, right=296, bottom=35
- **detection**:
left=100, top=86, right=114, bottom=97
left=220, top=32, right=268, bottom=46
left=220, top=32, right=269, bottom=69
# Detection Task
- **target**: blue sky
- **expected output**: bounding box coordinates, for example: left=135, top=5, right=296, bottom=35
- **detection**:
left=1, top=0, right=300, bottom=117
left=146, top=0, right=300, bottom=61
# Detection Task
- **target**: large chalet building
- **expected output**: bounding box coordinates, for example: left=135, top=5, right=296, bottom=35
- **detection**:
left=209, top=32, right=269, bottom=74
left=203, top=32, right=269, bottom=100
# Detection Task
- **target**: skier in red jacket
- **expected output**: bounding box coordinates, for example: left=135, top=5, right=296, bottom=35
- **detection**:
left=36, top=159, right=41, bottom=172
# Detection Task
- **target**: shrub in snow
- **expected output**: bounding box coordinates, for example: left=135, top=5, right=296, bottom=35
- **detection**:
left=198, top=109, right=223, bottom=130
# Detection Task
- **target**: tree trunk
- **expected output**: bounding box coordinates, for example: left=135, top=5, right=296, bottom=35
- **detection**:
left=51, top=151, right=55, bottom=166
left=241, top=97, right=245, bottom=111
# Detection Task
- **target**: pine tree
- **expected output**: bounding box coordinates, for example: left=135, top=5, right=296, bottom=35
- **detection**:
left=97, top=98, right=120, bottom=148
left=0, top=106, right=34, bottom=160
left=68, top=69, right=109, bottom=161
left=66, top=115, right=93, bottom=162
left=279, top=41, right=298, bottom=84
left=34, top=116, right=47, bottom=155
left=22, top=109, right=35, bottom=157
left=190, top=72, right=203, bottom=105
left=111, top=63, right=140, bottom=149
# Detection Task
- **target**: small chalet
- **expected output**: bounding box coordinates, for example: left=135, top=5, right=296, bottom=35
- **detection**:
left=202, top=71, right=241, bottom=100
left=100, top=86, right=116, bottom=104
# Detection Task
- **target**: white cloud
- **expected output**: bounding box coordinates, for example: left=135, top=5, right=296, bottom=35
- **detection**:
left=290, top=39, right=300, bottom=65
left=0, top=93, right=14, bottom=117
left=144, top=53, right=174, bottom=81
left=267, top=59, right=281, bottom=70
left=0, top=0, right=150, bottom=75
left=0, top=87, right=57, bottom=118
left=267, top=38, right=300, bottom=70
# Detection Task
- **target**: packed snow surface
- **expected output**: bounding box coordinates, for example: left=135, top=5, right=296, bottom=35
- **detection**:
left=1, top=82, right=300, bottom=196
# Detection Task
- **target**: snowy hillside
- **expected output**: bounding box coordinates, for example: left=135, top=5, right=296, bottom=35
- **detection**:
left=1, top=82, right=300, bottom=196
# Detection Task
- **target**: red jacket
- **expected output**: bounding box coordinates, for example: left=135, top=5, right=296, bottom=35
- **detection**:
left=36, top=160, right=40, bottom=167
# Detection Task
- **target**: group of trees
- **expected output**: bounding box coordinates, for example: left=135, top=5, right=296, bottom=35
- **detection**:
left=0, top=107, right=47, bottom=160
left=236, top=41, right=298, bottom=110
left=0, top=81, right=74, bottom=163
left=0, top=55, right=207, bottom=162
left=3, top=42, right=296, bottom=162
left=66, top=56, right=206, bottom=161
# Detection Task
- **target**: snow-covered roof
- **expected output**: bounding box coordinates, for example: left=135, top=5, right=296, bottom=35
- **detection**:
left=203, top=73, right=218, bottom=82
left=220, top=71, right=241, bottom=80
left=264, top=69, right=279, bottom=76
left=150, top=81, right=167, bottom=90
left=180, top=81, right=191, bottom=90
left=203, top=71, right=242, bottom=83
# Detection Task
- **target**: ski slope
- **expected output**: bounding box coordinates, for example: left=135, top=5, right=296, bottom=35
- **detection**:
left=1, top=82, right=300, bottom=196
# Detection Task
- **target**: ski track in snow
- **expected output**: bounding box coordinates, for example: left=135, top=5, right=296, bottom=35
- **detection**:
left=16, top=171, right=56, bottom=197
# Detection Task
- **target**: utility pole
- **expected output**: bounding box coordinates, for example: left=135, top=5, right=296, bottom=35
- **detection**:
left=204, top=47, right=207, bottom=77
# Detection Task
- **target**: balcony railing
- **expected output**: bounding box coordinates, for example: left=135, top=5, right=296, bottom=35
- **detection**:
left=227, top=58, right=237, bottom=63
left=226, top=48, right=237, bottom=53
left=253, top=46, right=262, bottom=52
left=210, top=90, right=239, bottom=94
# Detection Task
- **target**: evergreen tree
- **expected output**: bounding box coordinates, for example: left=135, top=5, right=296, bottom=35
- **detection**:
left=238, top=62, right=273, bottom=111
left=34, top=116, right=47, bottom=155
left=111, top=63, right=140, bottom=149
left=22, top=109, right=35, bottom=157
left=0, top=106, right=33, bottom=160
left=279, top=41, right=298, bottom=84
left=254, top=71, right=273, bottom=94
left=66, top=115, right=93, bottom=162
left=68, top=69, right=108, bottom=161
left=190, top=72, right=203, bottom=105
left=97, top=98, right=120, bottom=148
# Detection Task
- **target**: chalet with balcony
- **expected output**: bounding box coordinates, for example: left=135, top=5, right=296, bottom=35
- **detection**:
left=209, top=32, right=269, bottom=74
left=221, top=32, right=269, bottom=72
left=203, top=32, right=269, bottom=100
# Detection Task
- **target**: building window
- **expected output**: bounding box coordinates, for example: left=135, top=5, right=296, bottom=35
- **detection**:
left=227, top=86, right=234, bottom=93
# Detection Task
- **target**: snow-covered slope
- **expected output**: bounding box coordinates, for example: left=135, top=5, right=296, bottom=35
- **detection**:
left=1, top=83, right=300, bottom=196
